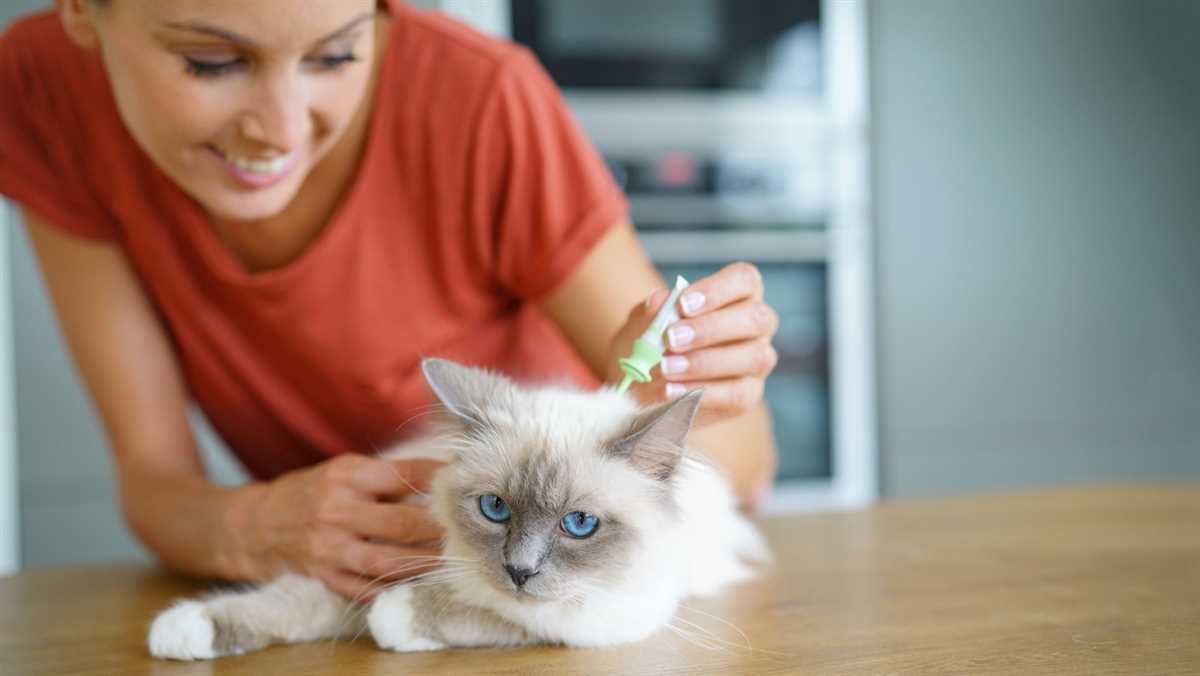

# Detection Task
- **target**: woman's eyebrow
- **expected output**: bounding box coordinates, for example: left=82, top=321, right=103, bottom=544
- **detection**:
left=160, top=10, right=376, bottom=48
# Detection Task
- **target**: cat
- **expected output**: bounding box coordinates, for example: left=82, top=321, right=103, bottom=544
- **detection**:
left=148, top=358, right=768, bottom=660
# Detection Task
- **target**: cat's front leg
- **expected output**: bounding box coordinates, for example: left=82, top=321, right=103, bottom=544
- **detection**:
left=368, top=583, right=535, bottom=651
left=366, top=585, right=447, bottom=652
left=148, top=574, right=356, bottom=660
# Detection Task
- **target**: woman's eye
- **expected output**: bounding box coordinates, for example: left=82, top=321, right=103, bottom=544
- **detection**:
left=182, top=53, right=357, bottom=78
left=184, top=57, right=242, bottom=77
left=560, top=511, right=599, bottom=538
left=311, top=53, right=359, bottom=70
left=478, top=494, right=511, bottom=523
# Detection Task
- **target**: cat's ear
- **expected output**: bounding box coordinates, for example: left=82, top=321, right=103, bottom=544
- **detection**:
left=421, top=358, right=513, bottom=427
left=610, top=390, right=704, bottom=480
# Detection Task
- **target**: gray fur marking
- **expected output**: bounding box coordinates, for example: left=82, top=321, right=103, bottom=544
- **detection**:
left=610, top=390, right=703, bottom=480
left=412, top=584, right=535, bottom=647
left=211, top=613, right=269, bottom=656
left=421, top=358, right=515, bottom=428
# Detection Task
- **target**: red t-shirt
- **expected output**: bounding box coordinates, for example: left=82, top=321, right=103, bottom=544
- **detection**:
left=0, top=5, right=628, bottom=479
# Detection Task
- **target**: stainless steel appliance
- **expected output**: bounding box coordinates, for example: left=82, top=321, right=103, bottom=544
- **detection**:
left=443, top=0, right=876, bottom=510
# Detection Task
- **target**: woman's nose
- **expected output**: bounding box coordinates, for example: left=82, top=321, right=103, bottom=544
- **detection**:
left=238, top=71, right=308, bottom=152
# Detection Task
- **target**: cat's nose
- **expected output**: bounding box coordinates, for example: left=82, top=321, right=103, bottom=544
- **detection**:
left=505, top=565, right=539, bottom=587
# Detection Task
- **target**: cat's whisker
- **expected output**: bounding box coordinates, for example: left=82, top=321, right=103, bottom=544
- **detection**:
left=667, top=613, right=790, bottom=658
left=665, top=628, right=728, bottom=654
left=665, top=618, right=760, bottom=656
left=368, top=568, right=474, bottom=596
left=337, top=558, right=480, bottom=634
left=404, top=575, right=474, bottom=590
left=369, top=554, right=476, bottom=569
left=350, top=555, right=476, bottom=590
left=345, top=561, right=441, bottom=608
left=565, top=580, right=607, bottom=605
left=365, top=564, right=481, bottom=599
left=347, top=605, right=376, bottom=644
left=381, top=459, right=437, bottom=497
left=336, top=570, right=480, bottom=640
left=405, top=567, right=473, bottom=579
left=663, top=621, right=735, bottom=654
left=430, top=591, right=457, bottom=636
left=667, top=615, right=748, bottom=654
left=387, top=403, right=451, bottom=435
left=675, top=603, right=753, bottom=651
left=366, top=403, right=450, bottom=462
left=402, top=569, right=480, bottom=588
left=338, top=584, right=388, bottom=633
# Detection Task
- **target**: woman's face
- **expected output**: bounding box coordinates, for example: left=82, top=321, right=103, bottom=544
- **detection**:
left=77, top=0, right=378, bottom=223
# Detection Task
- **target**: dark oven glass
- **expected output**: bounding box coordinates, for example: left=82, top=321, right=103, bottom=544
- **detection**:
left=511, top=0, right=822, bottom=93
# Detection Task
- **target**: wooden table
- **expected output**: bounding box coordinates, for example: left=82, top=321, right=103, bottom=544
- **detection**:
left=3, top=484, right=1198, bottom=675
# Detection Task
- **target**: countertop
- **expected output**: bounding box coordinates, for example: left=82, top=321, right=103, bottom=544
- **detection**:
left=3, top=483, right=1198, bottom=675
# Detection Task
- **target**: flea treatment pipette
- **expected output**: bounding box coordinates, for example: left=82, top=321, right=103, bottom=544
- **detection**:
left=615, top=276, right=690, bottom=394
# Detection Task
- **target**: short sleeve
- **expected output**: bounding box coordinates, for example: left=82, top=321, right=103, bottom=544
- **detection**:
left=0, top=18, right=117, bottom=240
left=468, top=48, right=628, bottom=301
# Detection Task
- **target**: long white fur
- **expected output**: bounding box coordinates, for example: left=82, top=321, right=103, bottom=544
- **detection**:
left=148, top=377, right=767, bottom=660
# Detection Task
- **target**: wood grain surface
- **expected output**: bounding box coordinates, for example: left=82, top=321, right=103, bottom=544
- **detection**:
left=2, top=483, right=1197, bottom=675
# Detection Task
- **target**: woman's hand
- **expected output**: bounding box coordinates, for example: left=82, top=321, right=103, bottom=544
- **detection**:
left=606, top=262, right=780, bottom=429
left=224, top=454, right=446, bottom=601
left=541, top=225, right=778, bottom=503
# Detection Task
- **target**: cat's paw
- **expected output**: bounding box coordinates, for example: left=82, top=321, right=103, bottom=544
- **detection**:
left=148, top=601, right=217, bottom=661
left=368, top=586, right=445, bottom=652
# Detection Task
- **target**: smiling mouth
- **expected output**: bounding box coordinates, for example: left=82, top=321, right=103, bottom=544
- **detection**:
left=209, top=145, right=294, bottom=175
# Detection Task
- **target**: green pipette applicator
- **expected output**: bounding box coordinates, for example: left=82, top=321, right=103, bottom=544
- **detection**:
left=616, top=276, right=691, bottom=394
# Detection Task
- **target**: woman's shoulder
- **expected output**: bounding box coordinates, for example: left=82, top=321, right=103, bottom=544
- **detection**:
left=390, top=4, right=526, bottom=70
left=2, top=10, right=91, bottom=82
left=378, top=5, right=561, bottom=151
left=1, top=10, right=112, bottom=117
left=2, top=9, right=61, bottom=47
left=384, top=4, right=543, bottom=108
left=0, top=11, right=128, bottom=241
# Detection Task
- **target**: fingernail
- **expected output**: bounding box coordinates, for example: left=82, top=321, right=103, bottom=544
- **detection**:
left=645, top=288, right=664, bottom=310
left=661, top=355, right=689, bottom=375
left=666, top=383, right=686, bottom=398
left=668, top=324, right=694, bottom=349
left=681, top=291, right=705, bottom=316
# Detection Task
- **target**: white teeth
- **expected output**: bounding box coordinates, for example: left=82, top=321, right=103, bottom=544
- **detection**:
left=217, top=148, right=290, bottom=175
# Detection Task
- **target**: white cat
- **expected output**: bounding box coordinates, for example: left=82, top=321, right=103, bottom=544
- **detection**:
left=148, top=358, right=768, bottom=660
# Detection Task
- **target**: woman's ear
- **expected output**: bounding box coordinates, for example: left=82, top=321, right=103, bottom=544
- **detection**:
left=58, top=0, right=102, bottom=50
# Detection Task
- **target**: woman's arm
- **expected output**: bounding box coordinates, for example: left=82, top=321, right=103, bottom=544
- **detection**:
left=22, top=211, right=247, bottom=577
left=540, top=221, right=779, bottom=509
left=23, top=212, right=441, bottom=597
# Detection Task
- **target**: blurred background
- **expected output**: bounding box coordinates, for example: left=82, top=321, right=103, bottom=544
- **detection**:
left=1, top=0, right=1198, bottom=573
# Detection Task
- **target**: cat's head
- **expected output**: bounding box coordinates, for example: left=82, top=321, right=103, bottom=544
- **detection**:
left=419, top=358, right=702, bottom=603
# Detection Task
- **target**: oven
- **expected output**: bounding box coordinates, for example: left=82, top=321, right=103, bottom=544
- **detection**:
left=439, top=0, right=875, bottom=510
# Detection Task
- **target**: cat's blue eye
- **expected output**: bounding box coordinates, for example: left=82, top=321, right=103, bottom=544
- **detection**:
left=560, top=511, right=599, bottom=538
left=479, top=494, right=511, bottom=523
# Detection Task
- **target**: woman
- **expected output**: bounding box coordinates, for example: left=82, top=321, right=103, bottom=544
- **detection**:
left=0, top=0, right=780, bottom=598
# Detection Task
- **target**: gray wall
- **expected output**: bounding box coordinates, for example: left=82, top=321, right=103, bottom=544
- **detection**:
left=3, top=0, right=140, bottom=557
left=0, top=2, right=140, bottom=569
left=871, top=0, right=1200, bottom=496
